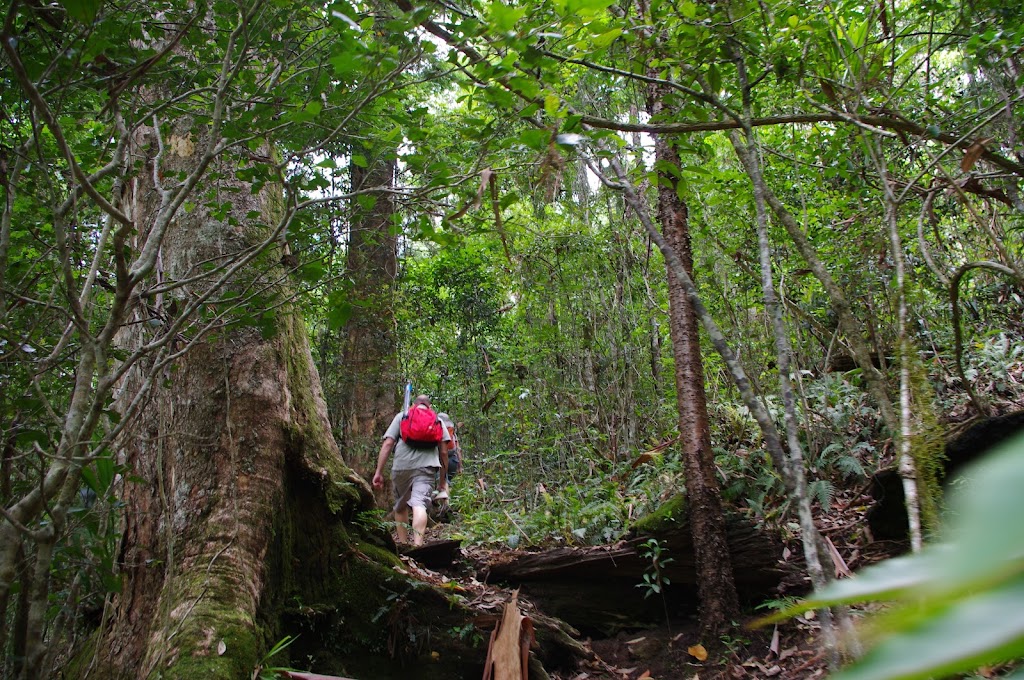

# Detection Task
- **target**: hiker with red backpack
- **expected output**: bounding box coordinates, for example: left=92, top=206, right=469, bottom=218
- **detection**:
left=372, top=393, right=451, bottom=546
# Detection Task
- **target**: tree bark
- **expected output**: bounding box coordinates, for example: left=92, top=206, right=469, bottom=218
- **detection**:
left=649, top=86, right=740, bottom=635
left=342, top=152, right=400, bottom=487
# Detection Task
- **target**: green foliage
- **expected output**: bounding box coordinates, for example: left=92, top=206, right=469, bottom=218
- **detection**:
left=451, top=447, right=684, bottom=547
left=254, top=635, right=299, bottom=680
left=636, top=538, right=674, bottom=599
left=963, top=333, right=1024, bottom=399
left=769, top=433, right=1024, bottom=679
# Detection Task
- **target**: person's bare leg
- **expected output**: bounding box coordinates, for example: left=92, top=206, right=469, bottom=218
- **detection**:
left=411, top=505, right=428, bottom=546
left=395, top=507, right=409, bottom=544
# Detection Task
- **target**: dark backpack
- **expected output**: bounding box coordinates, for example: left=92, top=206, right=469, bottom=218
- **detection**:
left=400, top=406, right=444, bottom=449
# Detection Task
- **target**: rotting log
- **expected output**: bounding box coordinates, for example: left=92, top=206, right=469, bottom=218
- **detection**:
left=867, top=410, right=1024, bottom=543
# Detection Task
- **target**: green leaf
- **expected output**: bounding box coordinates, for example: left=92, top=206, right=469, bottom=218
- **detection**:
left=835, top=580, right=1024, bottom=680
left=59, top=0, right=101, bottom=23
left=488, top=1, right=525, bottom=33
left=518, top=128, right=550, bottom=151
left=769, top=434, right=1024, bottom=679
left=330, top=50, right=362, bottom=76
left=519, top=103, right=541, bottom=118
left=298, top=261, right=326, bottom=284
left=680, top=1, right=697, bottom=18
left=708, top=64, right=721, bottom=93
left=591, top=28, right=622, bottom=48
left=568, top=0, right=615, bottom=17
left=544, top=93, right=561, bottom=117
left=351, top=154, right=368, bottom=168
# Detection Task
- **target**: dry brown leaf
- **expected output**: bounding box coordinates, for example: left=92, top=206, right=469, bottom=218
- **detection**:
left=961, top=139, right=992, bottom=172
left=638, top=672, right=652, bottom=680
left=825, top=536, right=851, bottom=578
left=769, top=625, right=780, bottom=657
left=687, top=643, right=708, bottom=661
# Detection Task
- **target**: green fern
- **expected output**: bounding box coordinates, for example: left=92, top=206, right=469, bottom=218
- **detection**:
left=808, top=478, right=835, bottom=509
left=835, top=455, right=866, bottom=479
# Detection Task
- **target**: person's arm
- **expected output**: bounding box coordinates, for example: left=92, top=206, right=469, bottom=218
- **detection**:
left=372, top=438, right=396, bottom=488
left=438, top=440, right=449, bottom=490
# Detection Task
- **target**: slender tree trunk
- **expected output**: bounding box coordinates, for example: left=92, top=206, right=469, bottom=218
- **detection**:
left=729, top=128, right=843, bottom=661
left=649, top=87, right=740, bottom=634
left=868, top=140, right=925, bottom=552
left=341, top=152, right=400, bottom=486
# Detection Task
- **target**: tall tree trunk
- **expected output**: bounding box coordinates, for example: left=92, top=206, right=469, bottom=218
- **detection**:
left=649, top=89, right=740, bottom=634
left=341, top=152, right=400, bottom=485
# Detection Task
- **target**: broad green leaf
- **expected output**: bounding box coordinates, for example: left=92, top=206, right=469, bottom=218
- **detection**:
left=488, top=1, right=525, bottom=33
left=59, top=0, right=101, bottom=23
left=544, top=93, right=561, bottom=117
left=567, top=0, right=615, bottom=16
left=351, top=154, right=368, bottom=168
left=356, top=194, right=377, bottom=211
left=708, top=64, right=721, bottom=93
left=298, top=261, right=326, bottom=284
left=330, top=51, right=361, bottom=76
left=508, top=76, right=541, bottom=99
left=835, top=579, right=1024, bottom=680
left=675, top=177, right=687, bottom=202
left=591, top=28, right=622, bottom=48
left=518, top=128, right=550, bottom=150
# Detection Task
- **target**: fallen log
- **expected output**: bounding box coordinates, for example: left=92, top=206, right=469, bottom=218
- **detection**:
left=866, top=410, right=1024, bottom=543
left=476, top=503, right=791, bottom=635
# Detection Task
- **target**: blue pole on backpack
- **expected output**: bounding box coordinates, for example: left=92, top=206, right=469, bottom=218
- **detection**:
left=403, top=381, right=412, bottom=415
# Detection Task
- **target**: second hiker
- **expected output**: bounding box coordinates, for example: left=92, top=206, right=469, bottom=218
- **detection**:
left=372, top=394, right=451, bottom=546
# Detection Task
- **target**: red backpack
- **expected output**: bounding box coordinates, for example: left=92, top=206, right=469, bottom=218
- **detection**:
left=400, top=406, right=443, bottom=449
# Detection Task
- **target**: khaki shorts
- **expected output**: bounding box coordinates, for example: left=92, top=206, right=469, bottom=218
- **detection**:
left=392, top=466, right=439, bottom=512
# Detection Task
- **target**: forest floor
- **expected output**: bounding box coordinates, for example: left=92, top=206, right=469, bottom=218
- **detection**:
left=398, top=483, right=910, bottom=680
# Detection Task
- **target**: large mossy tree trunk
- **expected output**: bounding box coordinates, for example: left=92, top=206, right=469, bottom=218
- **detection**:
left=84, top=115, right=474, bottom=677
left=649, top=79, right=741, bottom=635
